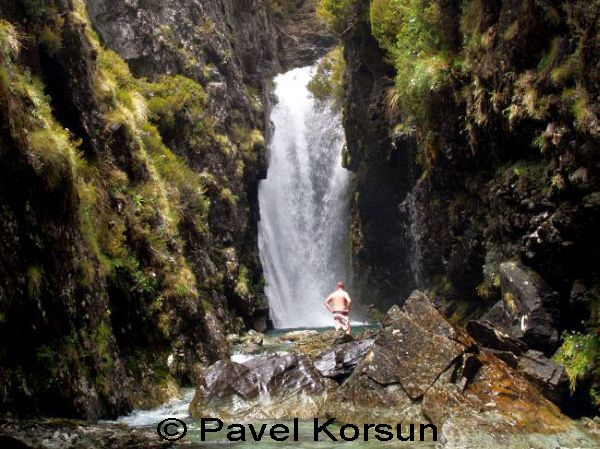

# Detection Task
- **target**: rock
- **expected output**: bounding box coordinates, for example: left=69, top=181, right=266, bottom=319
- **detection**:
left=240, top=330, right=264, bottom=346
left=331, top=300, right=464, bottom=424
left=329, top=292, right=595, bottom=447
left=368, top=307, right=465, bottom=399
left=404, top=291, right=476, bottom=348
left=280, top=330, right=319, bottom=341
left=580, top=416, right=600, bottom=436
left=241, top=342, right=263, bottom=354
left=517, top=349, right=569, bottom=405
left=483, top=349, right=520, bottom=368
left=226, top=333, right=241, bottom=344
left=313, top=338, right=374, bottom=381
left=189, top=353, right=334, bottom=420
left=0, top=420, right=170, bottom=449
left=422, top=352, right=578, bottom=445
left=489, top=261, right=561, bottom=353
left=466, top=319, right=528, bottom=355
left=292, top=330, right=343, bottom=358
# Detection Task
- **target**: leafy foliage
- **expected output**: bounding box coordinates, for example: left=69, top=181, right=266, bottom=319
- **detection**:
left=318, top=0, right=356, bottom=33
left=554, top=332, right=600, bottom=401
left=307, top=46, right=346, bottom=109
left=369, top=0, right=452, bottom=121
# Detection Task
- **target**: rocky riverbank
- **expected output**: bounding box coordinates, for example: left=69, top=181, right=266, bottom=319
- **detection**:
left=188, top=292, right=599, bottom=448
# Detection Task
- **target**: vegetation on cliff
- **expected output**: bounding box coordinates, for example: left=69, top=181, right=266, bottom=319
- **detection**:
left=319, top=0, right=599, bottom=412
left=0, top=0, right=268, bottom=418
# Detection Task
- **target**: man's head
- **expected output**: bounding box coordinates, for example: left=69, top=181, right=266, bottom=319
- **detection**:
left=336, top=281, right=345, bottom=290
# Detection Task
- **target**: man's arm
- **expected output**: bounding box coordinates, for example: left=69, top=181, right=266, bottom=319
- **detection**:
left=324, top=295, right=334, bottom=312
left=345, top=294, right=352, bottom=312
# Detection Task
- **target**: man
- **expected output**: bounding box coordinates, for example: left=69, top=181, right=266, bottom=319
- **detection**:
left=324, top=281, right=352, bottom=335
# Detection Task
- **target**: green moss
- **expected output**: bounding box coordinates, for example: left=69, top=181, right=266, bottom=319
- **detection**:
left=38, top=24, right=63, bottom=56
left=318, top=0, right=356, bottom=33
left=307, top=46, right=346, bottom=108
left=0, top=20, right=20, bottom=59
left=27, top=266, right=43, bottom=299
left=142, top=75, right=206, bottom=127
left=23, top=0, right=46, bottom=22
left=554, top=332, right=600, bottom=396
left=368, top=0, right=453, bottom=123
left=220, top=187, right=238, bottom=207
left=234, top=265, right=251, bottom=299
left=459, top=0, right=483, bottom=45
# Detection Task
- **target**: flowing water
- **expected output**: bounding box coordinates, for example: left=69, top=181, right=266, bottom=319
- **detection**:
left=258, top=66, right=352, bottom=328
left=403, top=188, right=424, bottom=288
left=113, top=388, right=436, bottom=449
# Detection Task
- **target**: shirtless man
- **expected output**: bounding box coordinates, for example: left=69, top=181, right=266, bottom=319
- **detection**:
left=324, top=282, right=352, bottom=335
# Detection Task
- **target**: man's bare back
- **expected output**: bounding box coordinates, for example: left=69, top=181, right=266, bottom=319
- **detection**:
left=324, top=282, right=352, bottom=334
left=324, top=289, right=351, bottom=313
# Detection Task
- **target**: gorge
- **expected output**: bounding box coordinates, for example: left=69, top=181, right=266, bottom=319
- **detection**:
left=0, top=0, right=599, bottom=448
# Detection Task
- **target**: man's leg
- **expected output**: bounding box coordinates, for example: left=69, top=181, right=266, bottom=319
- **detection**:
left=340, top=314, right=351, bottom=335
left=333, top=313, right=343, bottom=331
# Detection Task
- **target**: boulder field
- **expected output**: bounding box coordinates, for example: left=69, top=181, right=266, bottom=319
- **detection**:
left=190, top=291, right=598, bottom=448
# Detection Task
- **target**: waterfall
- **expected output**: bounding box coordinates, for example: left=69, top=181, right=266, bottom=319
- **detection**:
left=258, top=66, right=352, bottom=328
left=404, top=188, right=424, bottom=289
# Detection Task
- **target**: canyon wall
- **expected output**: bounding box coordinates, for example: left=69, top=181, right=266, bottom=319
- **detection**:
left=0, top=0, right=331, bottom=419
left=330, top=0, right=598, bottom=410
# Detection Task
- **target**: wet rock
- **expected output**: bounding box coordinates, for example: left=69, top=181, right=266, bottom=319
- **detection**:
left=422, top=352, right=572, bottom=437
left=404, top=291, right=476, bottom=348
left=330, top=292, right=595, bottom=447
left=580, top=416, right=600, bottom=436
left=368, top=307, right=464, bottom=399
left=241, top=342, right=263, bottom=354
left=0, top=420, right=170, bottom=449
left=293, top=330, right=343, bottom=358
left=280, top=330, right=319, bottom=341
left=484, top=261, right=561, bottom=353
left=331, top=299, right=464, bottom=423
left=240, top=330, right=264, bottom=346
left=483, top=349, right=520, bottom=368
left=189, top=353, right=334, bottom=420
left=466, top=319, right=527, bottom=355
left=313, top=338, right=374, bottom=381
left=226, top=333, right=241, bottom=344
left=517, top=349, right=569, bottom=405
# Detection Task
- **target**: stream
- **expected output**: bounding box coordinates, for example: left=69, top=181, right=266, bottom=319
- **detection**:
left=114, top=391, right=435, bottom=448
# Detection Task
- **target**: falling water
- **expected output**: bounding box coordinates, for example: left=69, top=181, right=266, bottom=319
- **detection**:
left=404, top=188, right=424, bottom=289
left=258, top=66, right=352, bottom=328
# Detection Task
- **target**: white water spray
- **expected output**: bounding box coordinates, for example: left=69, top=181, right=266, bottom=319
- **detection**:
left=258, top=66, right=352, bottom=328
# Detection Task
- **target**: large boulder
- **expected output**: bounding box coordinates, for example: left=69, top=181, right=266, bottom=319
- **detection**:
left=467, top=320, right=570, bottom=406
left=466, top=319, right=528, bottom=355
left=484, top=261, right=560, bottom=353
left=313, top=338, right=375, bottom=381
left=0, top=420, right=169, bottom=449
left=189, top=353, right=334, bottom=420
left=329, top=291, right=595, bottom=447
left=517, top=349, right=570, bottom=405
left=330, top=295, right=465, bottom=424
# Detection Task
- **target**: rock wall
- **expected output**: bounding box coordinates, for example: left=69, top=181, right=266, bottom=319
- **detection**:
left=342, top=3, right=419, bottom=310
left=334, top=0, right=599, bottom=409
left=0, top=0, right=332, bottom=420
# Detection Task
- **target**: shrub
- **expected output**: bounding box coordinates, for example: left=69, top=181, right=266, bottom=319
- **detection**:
left=142, top=75, right=206, bottom=128
left=368, top=0, right=453, bottom=121
left=0, top=20, right=20, bottom=60
left=554, top=332, right=600, bottom=397
left=318, top=0, right=357, bottom=33
left=307, top=46, right=346, bottom=108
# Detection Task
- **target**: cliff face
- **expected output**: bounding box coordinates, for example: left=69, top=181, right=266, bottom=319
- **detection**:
left=0, top=0, right=331, bottom=420
left=342, top=8, right=418, bottom=311
left=335, top=0, right=599, bottom=408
